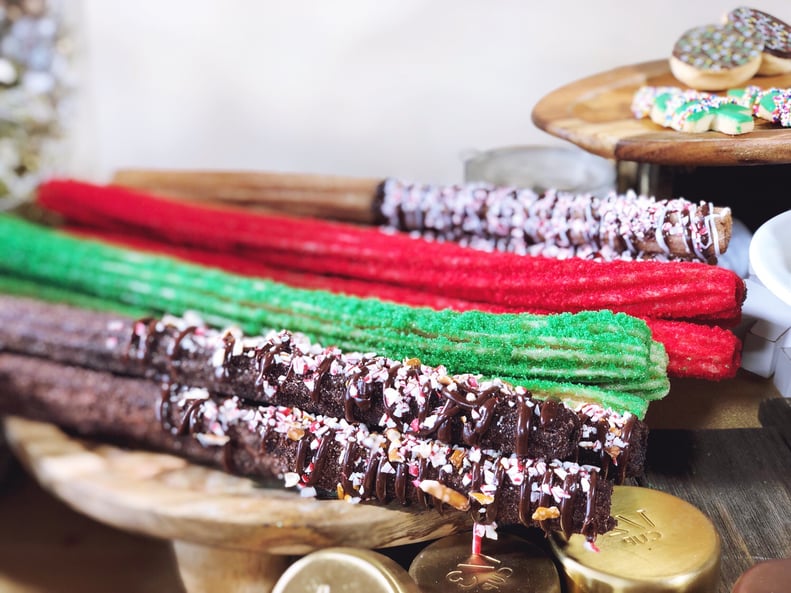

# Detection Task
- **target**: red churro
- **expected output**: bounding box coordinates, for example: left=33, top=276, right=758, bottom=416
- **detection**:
left=37, top=180, right=746, bottom=326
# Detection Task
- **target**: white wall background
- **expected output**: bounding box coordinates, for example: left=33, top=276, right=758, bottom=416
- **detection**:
left=69, top=1, right=791, bottom=184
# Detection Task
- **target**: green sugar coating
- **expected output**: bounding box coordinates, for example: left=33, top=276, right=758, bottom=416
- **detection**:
left=0, top=215, right=669, bottom=415
left=516, top=379, right=650, bottom=419
left=0, top=275, right=152, bottom=318
left=5, top=273, right=652, bottom=417
left=715, top=103, right=753, bottom=123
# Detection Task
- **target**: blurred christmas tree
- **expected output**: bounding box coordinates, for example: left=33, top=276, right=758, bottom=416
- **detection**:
left=0, top=0, right=73, bottom=211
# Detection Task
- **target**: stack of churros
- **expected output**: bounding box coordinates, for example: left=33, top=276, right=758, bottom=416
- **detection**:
left=0, top=294, right=651, bottom=540
left=0, top=214, right=667, bottom=417
left=0, top=170, right=746, bottom=542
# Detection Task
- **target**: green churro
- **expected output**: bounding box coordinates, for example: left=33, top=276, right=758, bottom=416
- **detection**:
left=0, top=215, right=669, bottom=415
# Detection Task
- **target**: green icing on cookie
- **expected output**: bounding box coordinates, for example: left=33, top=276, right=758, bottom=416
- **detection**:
left=759, top=89, right=781, bottom=113
left=675, top=100, right=711, bottom=122
left=711, top=102, right=754, bottom=134
left=715, top=102, right=754, bottom=123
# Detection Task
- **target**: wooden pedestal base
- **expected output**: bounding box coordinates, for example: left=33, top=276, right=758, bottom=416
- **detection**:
left=172, top=540, right=291, bottom=593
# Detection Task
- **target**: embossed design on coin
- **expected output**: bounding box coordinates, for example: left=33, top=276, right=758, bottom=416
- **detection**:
left=605, top=508, right=662, bottom=546
left=445, top=553, right=514, bottom=591
left=410, top=533, right=561, bottom=593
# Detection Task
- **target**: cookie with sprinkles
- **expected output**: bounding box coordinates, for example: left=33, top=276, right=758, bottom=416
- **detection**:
left=630, top=85, right=689, bottom=119
left=771, top=88, right=791, bottom=126
left=710, top=101, right=755, bottom=134
left=669, top=23, right=763, bottom=90
left=752, top=87, right=785, bottom=120
left=727, top=7, right=791, bottom=75
left=727, top=86, right=791, bottom=126
left=643, top=88, right=712, bottom=127
left=726, top=84, right=766, bottom=111
left=635, top=86, right=753, bottom=135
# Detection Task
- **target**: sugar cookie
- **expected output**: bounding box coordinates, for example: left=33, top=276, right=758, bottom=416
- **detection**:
left=634, top=86, right=753, bottom=135
left=711, top=101, right=755, bottom=134
left=727, top=85, right=791, bottom=126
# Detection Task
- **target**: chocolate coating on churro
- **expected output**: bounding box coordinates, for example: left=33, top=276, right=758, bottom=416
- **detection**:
left=0, top=295, right=647, bottom=480
left=376, top=178, right=730, bottom=263
left=0, top=352, right=617, bottom=540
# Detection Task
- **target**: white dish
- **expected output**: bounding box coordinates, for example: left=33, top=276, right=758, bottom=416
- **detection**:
left=749, top=210, right=791, bottom=307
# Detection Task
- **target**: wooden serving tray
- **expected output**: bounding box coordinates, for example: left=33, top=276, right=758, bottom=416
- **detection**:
left=531, top=59, right=791, bottom=166
left=2, top=417, right=471, bottom=593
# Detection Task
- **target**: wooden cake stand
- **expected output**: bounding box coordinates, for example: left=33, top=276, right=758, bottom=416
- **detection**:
left=531, top=59, right=791, bottom=231
left=2, top=417, right=472, bottom=593
left=531, top=59, right=791, bottom=166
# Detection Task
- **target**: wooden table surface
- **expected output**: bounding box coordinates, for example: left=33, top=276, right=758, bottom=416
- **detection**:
left=0, top=372, right=789, bottom=593
left=0, top=464, right=186, bottom=592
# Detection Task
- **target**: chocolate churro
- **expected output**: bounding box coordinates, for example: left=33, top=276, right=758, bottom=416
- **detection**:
left=0, top=352, right=617, bottom=540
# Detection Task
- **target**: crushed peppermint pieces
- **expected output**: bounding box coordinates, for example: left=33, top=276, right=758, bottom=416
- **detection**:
left=379, top=177, right=724, bottom=263
left=165, top=382, right=603, bottom=535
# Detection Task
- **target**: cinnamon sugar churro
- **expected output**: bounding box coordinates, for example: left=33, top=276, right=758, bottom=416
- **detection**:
left=110, top=169, right=733, bottom=263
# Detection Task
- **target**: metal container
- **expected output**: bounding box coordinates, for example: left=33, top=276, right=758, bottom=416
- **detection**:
left=463, top=145, right=616, bottom=197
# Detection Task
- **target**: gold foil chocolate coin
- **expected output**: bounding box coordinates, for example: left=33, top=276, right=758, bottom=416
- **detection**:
left=408, top=532, right=562, bottom=593
left=549, top=486, right=721, bottom=593
left=272, top=547, right=421, bottom=593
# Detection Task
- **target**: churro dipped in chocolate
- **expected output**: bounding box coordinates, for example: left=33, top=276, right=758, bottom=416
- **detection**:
left=109, top=170, right=732, bottom=263
left=375, top=179, right=732, bottom=264
left=0, top=295, right=647, bottom=480
left=0, top=352, right=617, bottom=540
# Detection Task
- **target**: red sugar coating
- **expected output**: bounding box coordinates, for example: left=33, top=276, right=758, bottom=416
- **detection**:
left=38, top=179, right=746, bottom=325
left=65, top=225, right=742, bottom=381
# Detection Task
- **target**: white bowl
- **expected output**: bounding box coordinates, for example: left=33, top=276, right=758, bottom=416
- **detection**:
left=749, top=210, right=791, bottom=307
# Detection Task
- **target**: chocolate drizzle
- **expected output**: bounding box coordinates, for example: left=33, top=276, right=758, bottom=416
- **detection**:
left=305, top=430, right=335, bottom=487
left=124, top=318, right=157, bottom=362
left=582, top=470, right=599, bottom=540
left=167, top=325, right=199, bottom=374
left=158, top=384, right=614, bottom=538
left=559, top=473, right=577, bottom=538
left=377, top=177, right=726, bottom=263
left=515, top=394, right=534, bottom=456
